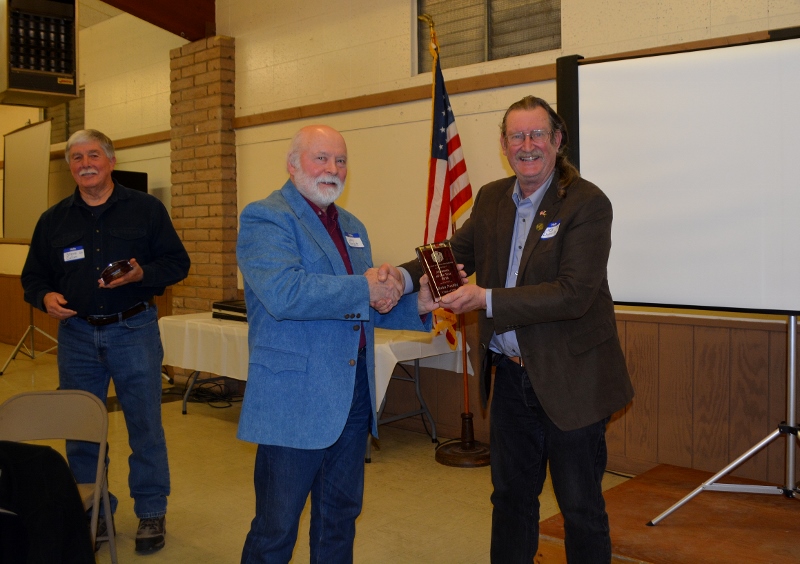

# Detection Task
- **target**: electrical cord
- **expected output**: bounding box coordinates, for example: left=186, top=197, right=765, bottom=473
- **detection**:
left=189, top=380, right=243, bottom=408
left=162, top=376, right=243, bottom=409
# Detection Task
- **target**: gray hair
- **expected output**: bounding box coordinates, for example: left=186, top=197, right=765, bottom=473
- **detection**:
left=285, top=129, right=306, bottom=173
left=65, top=129, right=115, bottom=162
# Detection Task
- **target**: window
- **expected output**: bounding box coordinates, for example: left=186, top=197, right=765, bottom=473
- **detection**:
left=417, top=0, right=561, bottom=73
left=44, top=88, right=84, bottom=144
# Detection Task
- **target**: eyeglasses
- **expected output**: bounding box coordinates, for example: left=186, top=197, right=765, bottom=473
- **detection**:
left=505, top=130, right=551, bottom=147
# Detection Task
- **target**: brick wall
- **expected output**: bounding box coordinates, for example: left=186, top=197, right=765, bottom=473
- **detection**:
left=169, top=36, right=238, bottom=314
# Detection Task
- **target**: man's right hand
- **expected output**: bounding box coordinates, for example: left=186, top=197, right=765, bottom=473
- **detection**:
left=376, top=263, right=404, bottom=286
left=365, top=266, right=404, bottom=313
left=43, top=292, right=78, bottom=320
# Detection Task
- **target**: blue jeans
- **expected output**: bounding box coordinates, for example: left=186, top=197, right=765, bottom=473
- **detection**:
left=57, top=306, right=169, bottom=519
left=490, top=357, right=610, bottom=564
left=241, top=348, right=371, bottom=564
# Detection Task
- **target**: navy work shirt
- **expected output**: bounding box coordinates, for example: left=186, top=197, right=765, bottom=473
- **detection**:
left=21, top=183, right=190, bottom=318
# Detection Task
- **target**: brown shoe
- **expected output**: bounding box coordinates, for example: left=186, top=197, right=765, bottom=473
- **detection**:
left=135, top=516, right=166, bottom=553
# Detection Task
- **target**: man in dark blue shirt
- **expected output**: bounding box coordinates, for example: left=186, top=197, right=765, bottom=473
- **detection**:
left=21, top=129, right=189, bottom=554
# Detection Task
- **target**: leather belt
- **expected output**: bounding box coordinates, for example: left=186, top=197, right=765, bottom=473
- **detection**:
left=507, top=355, right=524, bottom=367
left=84, top=301, right=151, bottom=327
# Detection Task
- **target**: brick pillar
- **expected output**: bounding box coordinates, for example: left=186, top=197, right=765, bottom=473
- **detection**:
left=169, top=36, right=237, bottom=314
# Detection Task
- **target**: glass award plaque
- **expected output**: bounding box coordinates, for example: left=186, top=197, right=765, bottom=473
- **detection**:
left=415, top=241, right=462, bottom=300
left=100, top=260, right=133, bottom=284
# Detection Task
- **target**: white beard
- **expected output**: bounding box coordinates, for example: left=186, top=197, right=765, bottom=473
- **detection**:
left=293, top=167, right=344, bottom=207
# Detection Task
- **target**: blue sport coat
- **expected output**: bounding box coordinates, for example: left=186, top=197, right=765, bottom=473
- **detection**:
left=236, top=180, right=429, bottom=449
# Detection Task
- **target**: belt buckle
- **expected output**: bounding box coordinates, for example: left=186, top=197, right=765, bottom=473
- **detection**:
left=86, top=314, right=111, bottom=326
left=87, top=301, right=147, bottom=326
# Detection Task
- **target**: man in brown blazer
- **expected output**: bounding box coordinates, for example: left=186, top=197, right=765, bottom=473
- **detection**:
left=400, top=96, right=634, bottom=563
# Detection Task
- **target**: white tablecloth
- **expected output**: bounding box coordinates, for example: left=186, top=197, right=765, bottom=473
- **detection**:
left=373, top=329, right=472, bottom=407
left=159, top=313, right=250, bottom=380
left=158, top=312, right=472, bottom=408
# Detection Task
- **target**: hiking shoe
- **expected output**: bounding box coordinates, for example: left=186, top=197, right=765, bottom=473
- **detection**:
left=135, top=516, right=166, bottom=553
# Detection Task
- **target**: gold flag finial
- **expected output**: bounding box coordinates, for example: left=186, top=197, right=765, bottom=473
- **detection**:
left=417, top=13, right=439, bottom=58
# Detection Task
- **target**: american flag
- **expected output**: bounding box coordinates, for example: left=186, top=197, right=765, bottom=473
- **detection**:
left=424, top=52, right=472, bottom=244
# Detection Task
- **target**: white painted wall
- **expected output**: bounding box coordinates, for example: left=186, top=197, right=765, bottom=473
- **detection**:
left=236, top=81, right=554, bottom=267
left=77, top=13, right=187, bottom=213
left=79, top=13, right=186, bottom=139
left=218, top=0, right=800, bottom=117
left=2, top=0, right=799, bottom=276
left=223, top=0, right=800, bottom=276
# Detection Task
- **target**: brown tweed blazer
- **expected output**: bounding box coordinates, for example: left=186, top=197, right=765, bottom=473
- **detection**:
left=404, top=172, right=634, bottom=431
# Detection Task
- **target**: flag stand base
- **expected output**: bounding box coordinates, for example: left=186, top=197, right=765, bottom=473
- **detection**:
left=435, top=412, right=490, bottom=467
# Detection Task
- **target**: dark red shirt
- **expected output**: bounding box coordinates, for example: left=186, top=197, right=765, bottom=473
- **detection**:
left=303, top=197, right=366, bottom=348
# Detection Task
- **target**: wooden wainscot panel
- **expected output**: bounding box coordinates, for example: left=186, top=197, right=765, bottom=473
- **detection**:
left=0, top=275, right=28, bottom=346
left=693, top=326, right=732, bottom=474
left=605, top=319, right=629, bottom=464
left=765, top=330, right=798, bottom=485
left=657, top=323, right=694, bottom=468
left=729, top=328, right=770, bottom=480
left=623, top=321, right=659, bottom=463
left=613, top=311, right=799, bottom=482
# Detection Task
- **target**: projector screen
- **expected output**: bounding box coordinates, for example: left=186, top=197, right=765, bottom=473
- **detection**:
left=3, top=120, right=52, bottom=239
left=578, top=38, right=800, bottom=314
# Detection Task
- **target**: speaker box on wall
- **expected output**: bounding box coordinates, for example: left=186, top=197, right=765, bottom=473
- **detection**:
left=111, top=170, right=148, bottom=193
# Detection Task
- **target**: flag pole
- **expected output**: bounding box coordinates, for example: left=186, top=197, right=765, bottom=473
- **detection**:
left=419, top=14, right=489, bottom=467
left=434, top=253, right=489, bottom=467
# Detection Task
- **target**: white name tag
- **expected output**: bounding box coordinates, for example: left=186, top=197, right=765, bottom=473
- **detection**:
left=345, top=232, right=364, bottom=248
left=541, top=221, right=560, bottom=240
left=63, top=246, right=85, bottom=262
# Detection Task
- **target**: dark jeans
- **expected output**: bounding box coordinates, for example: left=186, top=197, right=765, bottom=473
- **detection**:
left=241, top=348, right=371, bottom=564
left=490, top=357, right=611, bottom=564
left=58, top=307, right=169, bottom=519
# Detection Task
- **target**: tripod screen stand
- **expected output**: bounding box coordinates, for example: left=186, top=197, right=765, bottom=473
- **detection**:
left=648, top=314, right=799, bottom=525
left=0, top=304, right=58, bottom=375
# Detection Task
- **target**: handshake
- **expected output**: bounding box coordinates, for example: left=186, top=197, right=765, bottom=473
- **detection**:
left=365, top=263, right=468, bottom=315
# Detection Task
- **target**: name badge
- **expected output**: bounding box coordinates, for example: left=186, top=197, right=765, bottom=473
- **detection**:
left=345, top=232, right=364, bottom=248
left=63, top=246, right=85, bottom=262
left=541, top=221, right=560, bottom=240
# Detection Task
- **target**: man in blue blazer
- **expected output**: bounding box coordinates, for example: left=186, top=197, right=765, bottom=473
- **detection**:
left=237, top=125, right=436, bottom=564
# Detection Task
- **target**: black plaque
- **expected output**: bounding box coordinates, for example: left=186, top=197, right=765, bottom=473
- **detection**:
left=415, top=241, right=462, bottom=300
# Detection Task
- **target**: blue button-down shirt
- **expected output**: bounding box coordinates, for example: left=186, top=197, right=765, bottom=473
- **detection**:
left=398, top=172, right=554, bottom=354
left=486, top=172, right=553, bottom=357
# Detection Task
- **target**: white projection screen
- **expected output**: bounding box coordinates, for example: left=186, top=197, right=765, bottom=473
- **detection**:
left=3, top=119, right=52, bottom=239
left=578, top=38, right=800, bottom=314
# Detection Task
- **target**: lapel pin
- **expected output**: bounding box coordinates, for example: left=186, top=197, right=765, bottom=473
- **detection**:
left=535, top=223, right=545, bottom=231
left=539, top=210, right=547, bottom=217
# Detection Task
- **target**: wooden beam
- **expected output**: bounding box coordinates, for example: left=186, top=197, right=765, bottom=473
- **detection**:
left=580, top=31, right=771, bottom=65
left=233, top=63, right=558, bottom=130
left=100, top=0, right=215, bottom=41
left=49, top=130, right=171, bottom=161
